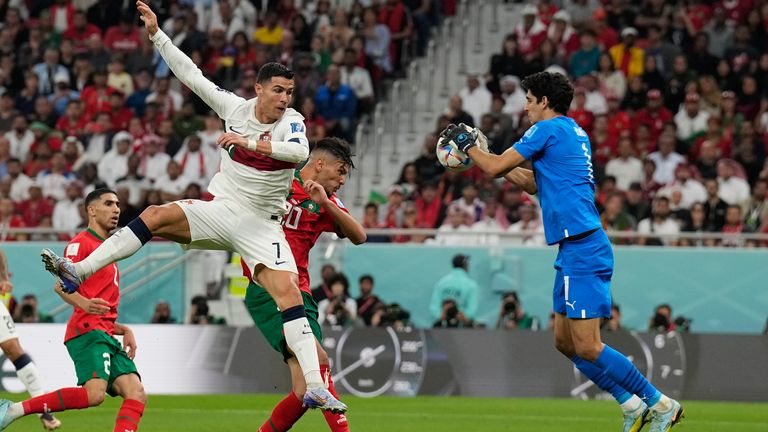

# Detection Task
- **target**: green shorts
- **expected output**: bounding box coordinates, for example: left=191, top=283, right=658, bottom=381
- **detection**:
left=245, top=283, right=322, bottom=362
left=65, top=330, right=140, bottom=397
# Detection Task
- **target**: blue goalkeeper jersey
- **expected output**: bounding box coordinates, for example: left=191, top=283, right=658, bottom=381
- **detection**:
left=513, top=116, right=601, bottom=245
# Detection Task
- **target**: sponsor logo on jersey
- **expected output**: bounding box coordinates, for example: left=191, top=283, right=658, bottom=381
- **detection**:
left=66, top=243, right=80, bottom=257
left=215, top=86, right=233, bottom=94
left=290, top=122, right=305, bottom=133
left=228, top=125, right=244, bottom=134
left=332, top=196, right=345, bottom=209
left=523, top=125, right=538, bottom=139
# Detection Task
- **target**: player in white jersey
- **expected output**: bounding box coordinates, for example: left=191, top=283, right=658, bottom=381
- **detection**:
left=40, top=0, right=346, bottom=413
left=0, top=249, right=61, bottom=430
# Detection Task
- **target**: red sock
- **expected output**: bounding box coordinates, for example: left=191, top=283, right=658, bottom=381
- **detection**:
left=22, top=388, right=89, bottom=414
left=258, top=392, right=307, bottom=432
left=320, top=365, right=350, bottom=432
left=113, top=399, right=145, bottom=432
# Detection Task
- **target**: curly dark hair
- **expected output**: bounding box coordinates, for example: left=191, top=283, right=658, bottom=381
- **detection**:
left=521, top=71, right=574, bottom=115
left=312, top=137, right=355, bottom=169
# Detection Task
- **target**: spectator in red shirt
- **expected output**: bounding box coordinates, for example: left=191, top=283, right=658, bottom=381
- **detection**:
left=590, top=8, right=619, bottom=51
left=635, top=89, right=674, bottom=141
left=606, top=94, right=631, bottom=138
left=63, top=9, right=102, bottom=54
left=80, top=69, right=114, bottom=118
left=415, top=182, right=445, bottom=229
left=55, top=100, right=88, bottom=138
left=108, top=92, right=133, bottom=132
left=16, top=183, right=53, bottom=227
left=515, top=5, right=548, bottom=58
left=0, top=197, right=27, bottom=241
left=378, top=0, right=412, bottom=73
left=568, top=87, right=594, bottom=131
left=548, top=10, right=580, bottom=61
left=104, top=14, right=141, bottom=53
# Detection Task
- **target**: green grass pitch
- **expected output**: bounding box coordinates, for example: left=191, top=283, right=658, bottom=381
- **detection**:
left=3, top=393, right=766, bottom=431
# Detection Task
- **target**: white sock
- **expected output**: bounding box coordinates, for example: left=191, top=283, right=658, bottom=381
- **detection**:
left=8, top=402, right=24, bottom=420
left=74, top=226, right=143, bottom=278
left=650, top=394, right=673, bottom=412
left=620, top=395, right=644, bottom=413
left=16, top=362, right=44, bottom=397
left=283, top=317, right=323, bottom=388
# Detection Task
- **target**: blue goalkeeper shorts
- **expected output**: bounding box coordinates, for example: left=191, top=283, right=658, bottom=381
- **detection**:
left=552, top=229, right=613, bottom=319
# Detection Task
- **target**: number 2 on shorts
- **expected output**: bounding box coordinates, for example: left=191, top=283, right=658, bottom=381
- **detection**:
left=103, top=352, right=111, bottom=375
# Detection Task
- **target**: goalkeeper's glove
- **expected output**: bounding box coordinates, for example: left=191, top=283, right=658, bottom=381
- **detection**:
left=439, top=123, right=478, bottom=153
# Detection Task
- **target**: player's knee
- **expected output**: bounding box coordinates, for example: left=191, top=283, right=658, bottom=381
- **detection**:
left=574, top=344, right=602, bottom=362
left=554, top=339, right=575, bottom=357
left=86, top=388, right=106, bottom=406
left=139, top=205, right=163, bottom=231
left=129, top=384, right=148, bottom=405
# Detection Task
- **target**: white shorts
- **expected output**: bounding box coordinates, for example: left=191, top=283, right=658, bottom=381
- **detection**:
left=174, top=198, right=298, bottom=277
left=0, top=302, right=18, bottom=344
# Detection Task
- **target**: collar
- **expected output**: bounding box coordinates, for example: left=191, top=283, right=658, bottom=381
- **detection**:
left=87, top=228, right=105, bottom=241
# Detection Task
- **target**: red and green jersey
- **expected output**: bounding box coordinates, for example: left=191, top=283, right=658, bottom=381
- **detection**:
left=63, top=229, right=119, bottom=342
left=244, top=171, right=347, bottom=294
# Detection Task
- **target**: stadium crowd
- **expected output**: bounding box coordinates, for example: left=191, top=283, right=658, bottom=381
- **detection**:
left=370, top=0, right=768, bottom=247
left=0, top=0, right=450, bottom=241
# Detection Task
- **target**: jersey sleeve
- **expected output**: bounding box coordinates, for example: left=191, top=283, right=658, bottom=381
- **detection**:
left=270, top=115, right=310, bottom=163
left=150, top=29, right=244, bottom=120
left=329, top=195, right=350, bottom=237
left=512, top=124, right=550, bottom=160
left=63, top=239, right=90, bottom=264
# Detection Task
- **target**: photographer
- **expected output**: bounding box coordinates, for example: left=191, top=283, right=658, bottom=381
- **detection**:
left=496, top=291, right=536, bottom=330
left=187, top=295, right=226, bottom=325
left=433, top=299, right=476, bottom=329
left=13, top=294, right=53, bottom=323
left=371, top=302, right=411, bottom=329
left=648, top=304, right=675, bottom=332
left=151, top=300, right=176, bottom=324
left=318, top=274, right=358, bottom=327
left=356, top=274, right=383, bottom=326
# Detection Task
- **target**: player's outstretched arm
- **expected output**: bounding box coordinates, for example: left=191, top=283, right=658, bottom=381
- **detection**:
left=467, top=146, right=527, bottom=178
left=304, top=180, right=366, bottom=244
left=137, top=0, right=244, bottom=119
left=504, top=168, right=537, bottom=194
left=54, top=281, right=110, bottom=314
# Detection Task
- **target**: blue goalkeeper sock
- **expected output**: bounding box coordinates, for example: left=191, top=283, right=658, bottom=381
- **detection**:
left=594, top=345, right=661, bottom=406
left=571, top=355, right=631, bottom=404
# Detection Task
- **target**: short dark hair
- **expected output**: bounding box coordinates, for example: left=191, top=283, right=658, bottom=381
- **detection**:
left=256, top=62, right=294, bottom=84
left=359, top=274, right=374, bottom=285
left=85, top=188, right=116, bottom=207
left=312, top=137, right=355, bottom=169
left=452, top=254, right=469, bottom=268
left=521, top=71, right=574, bottom=115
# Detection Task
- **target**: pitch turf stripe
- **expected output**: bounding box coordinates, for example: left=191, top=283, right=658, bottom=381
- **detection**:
left=117, top=415, right=139, bottom=427
left=56, top=390, right=65, bottom=410
left=142, top=408, right=768, bottom=426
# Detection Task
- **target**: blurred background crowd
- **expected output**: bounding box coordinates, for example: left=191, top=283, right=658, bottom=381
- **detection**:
left=368, top=0, right=768, bottom=247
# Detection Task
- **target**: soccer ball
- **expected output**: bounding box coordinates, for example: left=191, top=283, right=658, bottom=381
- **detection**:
left=436, top=129, right=474, bottom=172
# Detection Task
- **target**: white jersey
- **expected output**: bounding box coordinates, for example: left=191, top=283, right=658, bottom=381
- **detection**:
left=151, top=30, right=309, bottom=217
